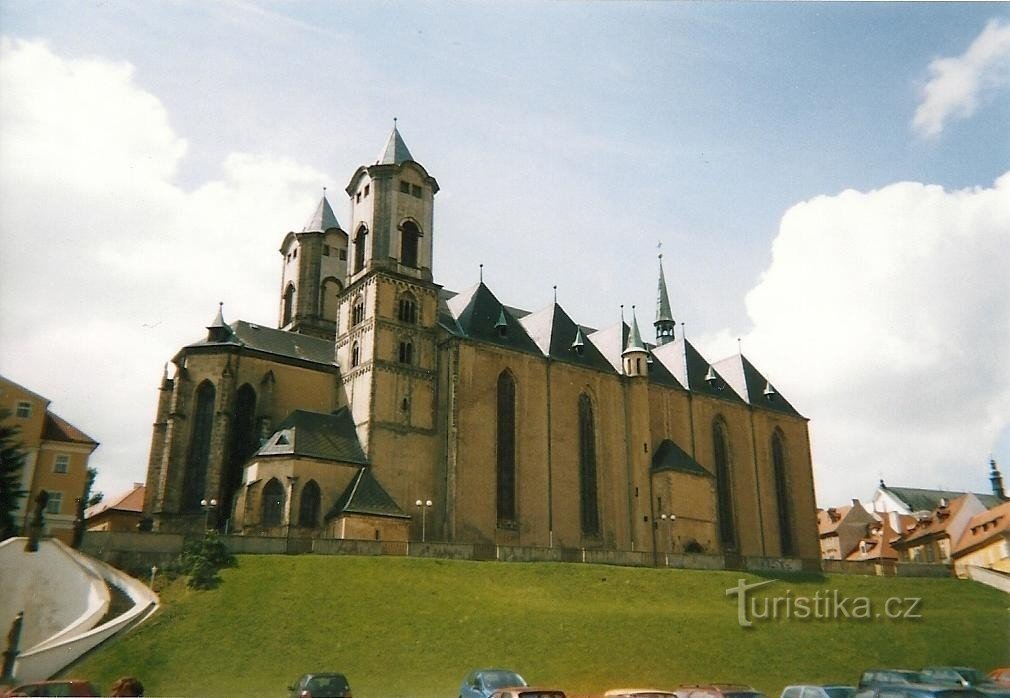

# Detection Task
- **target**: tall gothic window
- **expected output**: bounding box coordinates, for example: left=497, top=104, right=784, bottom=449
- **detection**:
left=182, top=381, right=215, bottom=512
left=298, top=480, right=321, bottom=528
left=262, top=478, right=284, bottom=527
left=351, top=342, right=360, bottom=368
left=282, top=283, right=295, bottom=326
left=222, top=383, right=257, bottom=526
left=713, top=419, right=736, bottom=549
left=496, top=371, right=517, bottom=527
left=401, top=221, right=420, bottom=268
left=321, top=277, right=342, bottom=322
left=772, top=431, right=794, bottom=556
left=578, top=393, right=600, bottom=536
left=354, top=224, right=368, bottom=274
left=398, top=341, right=413, bottom=364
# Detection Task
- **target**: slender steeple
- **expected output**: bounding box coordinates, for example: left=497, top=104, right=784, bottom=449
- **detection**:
left=655, top=251, right=676, bottom=346
left=622, top=306, right=649, bottom=377
left=991, top=458, right=1007, bottom=500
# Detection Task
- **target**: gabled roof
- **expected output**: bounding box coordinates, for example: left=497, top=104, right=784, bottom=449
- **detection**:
left=257, top=409, right=367, bottom=465
left=302, top=195, right=342, bottom=233
left=651, top=439, right=711, bottom=477
left=376, top=125, right=414, bottom=165
left=444, top=282, right=542, bottom=355
left=895, top=493, right=981, bottom=546
left=845, top=516, right=903, bottom=561
left=42, top=411, right=98, bottom=446
left=326, top=467, right=410, bottom=520
left=86, top=483, right=144, bottom=519
left=651, top=338, right=745, bottom=404
left=712, top=354, right=803, bottom=417
left=184, top=320, right=336, bottom=367
left=518, top=303, right=613, bottom=372
left=817, top=505, right=854, bottom=536
left=881, top=485, right=1004, bottom=513
left=954, top=499, right=1010, bottom=556
left=588, top=321, right=627, bottom=373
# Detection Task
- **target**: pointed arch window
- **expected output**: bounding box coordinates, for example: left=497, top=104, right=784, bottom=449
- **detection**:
left=772, top=431, right=794, bottom=556
left=713, top=419, right=736, bottom=549
left=496, top=371, right=517, bottom=527
left=398, top=340, right=413, bottom=364
left=351, top=341, right=360, bottom=368
left=401, top=221, right=420, bottom=268
left=223, top=383, right=257, bottom=525
left=351, top=295, right=365, bottom=326
left=182, top=381, right=215, bottom=512
left=353, top=224, right=368, bottom=274
left=578, top=393, right=600, bottom=536
left=298, top=480, right=321, bottom=528
left=262, top=478, right=284, bottom=527
left=321, top=277, right=343, bottom=322
left=282, top=283, right=295, bottom=326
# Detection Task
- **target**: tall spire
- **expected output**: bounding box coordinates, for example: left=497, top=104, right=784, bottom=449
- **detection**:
left=655, top=250, right=676, bottom=345
left=991, top=458, right=1007, bottom=500
left=376, top=121, right=414, bottom=165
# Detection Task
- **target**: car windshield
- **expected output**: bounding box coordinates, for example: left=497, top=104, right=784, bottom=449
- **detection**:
left=485, top=671, right=527, bottom=689
left=825, top=689, right=857, bottom=698
left=305, top=675, right=348, bottom=695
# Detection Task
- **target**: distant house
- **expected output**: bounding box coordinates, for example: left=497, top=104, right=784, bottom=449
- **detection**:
left=86, top=483, right=145, bottom=533
left=871, top=474, right=1005, bottom=517
left=1, top=375, right=99, bottom=543
left=951, top=499, right=1010, bottom=577
left=845, top=513, right=910, bottom=563
left=817, top=500, right=877, bottom=559
left=891, top=493, right=987, bottom=564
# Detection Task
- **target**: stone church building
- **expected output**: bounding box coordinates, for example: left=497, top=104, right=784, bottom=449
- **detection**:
left=142, top=127, right=819, bottom=560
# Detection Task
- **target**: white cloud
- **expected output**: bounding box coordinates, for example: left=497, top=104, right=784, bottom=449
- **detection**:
left=0, top=38, right=331, bottom=498
left=725, top=175, right=1010, bottom=505
left=912, top=19, right=1010, bottom=138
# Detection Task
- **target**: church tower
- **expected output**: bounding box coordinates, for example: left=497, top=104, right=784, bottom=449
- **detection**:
left=655, top=253, right=676, bottom=345
left=278, top=194, right=348, bottom=339
left=335, top=126, right=443, bottom=539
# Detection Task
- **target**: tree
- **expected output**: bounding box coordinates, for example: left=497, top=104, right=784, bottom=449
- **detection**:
left=0, top=410, right=27, bottom=541
left=180, top=530, right=236, bottom=589
left=84, top=467, right=103, bottom=507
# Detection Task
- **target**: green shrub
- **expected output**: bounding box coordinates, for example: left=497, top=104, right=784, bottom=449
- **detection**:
left=179, top=530, right=236, bottom=589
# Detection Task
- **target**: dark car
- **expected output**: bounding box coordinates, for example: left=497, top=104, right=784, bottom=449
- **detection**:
left=461, top=669, right=528, bottom=698
left=854, top=684, right=980, bottom=698
left=288, top=673, right=351, bottom=698
left=919, top=669, right=1010, bottom=697
left=675, top=684, right=766, bottom=698
left=1, top=680, right=100, bottom=697
left=859, top=672, right=924, bottom=690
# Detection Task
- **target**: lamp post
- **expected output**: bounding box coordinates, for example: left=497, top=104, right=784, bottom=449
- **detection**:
left=200, top=498, right=218, bottom=531
left=415, top=498, right=432, bottom=542
left=660, top=513, right=677, bottom=555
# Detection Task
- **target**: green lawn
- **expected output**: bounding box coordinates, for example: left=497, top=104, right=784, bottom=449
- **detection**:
left=64, top=555, right=1009, bottom=697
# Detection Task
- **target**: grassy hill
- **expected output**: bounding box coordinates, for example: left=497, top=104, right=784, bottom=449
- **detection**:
left=64, top=555, right=1009, bottom=697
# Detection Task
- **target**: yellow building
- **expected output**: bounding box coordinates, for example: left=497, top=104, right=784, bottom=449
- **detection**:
left=1, top=375, right=99, bottom=543
left=142, top=128, right=819, bottom=561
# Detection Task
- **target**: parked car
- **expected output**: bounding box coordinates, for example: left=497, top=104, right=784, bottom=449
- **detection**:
left=461, top=669, right=528, bottom=698
left=782, top=686, right=857, bottom=698
left=858, top=672, right=924, bottom=689
left=287, top=673, right=352, bottom=698
left=853, top=684, right=980, bottom=698
left=489, top=689, right=566, bottom=698
left=986, top=671, right=1010, bottom=689
left=675, top=684, right=766, bottom=698
left=1, top=680, right=100, bottom=697
left=604, top=690, right=678, bottom=697
left=921, top=669, right=987, bottom=688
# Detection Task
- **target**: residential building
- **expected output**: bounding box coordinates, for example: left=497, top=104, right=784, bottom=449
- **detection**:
left=85, top=483, right=145, bottom=533
left=951, top=499, right=1010, bottom=577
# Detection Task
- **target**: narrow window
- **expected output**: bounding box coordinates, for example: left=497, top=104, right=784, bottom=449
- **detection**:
left=223, top=384, right=257, bottom=528
left=298, top=480, right=321, bottom=528
left=262, top=478, right=284, bottom=527
left=354, top=225, right=368, bottom=274
left=292, top=248, right=297, bottom=259
left=45, top=492, right=63, bottom=515
left=497, top=371, right=517, bottom=526
left=411, top=184, right=422, bottom=198
left=339, top=248, right=347, bottom=261
left=323, top=245, right=331, bottom=256
left=356, top=192, right=361, bottom=203
left=713, top=420, right=736, bottom=549
left=364, top=184, right=370, bottom=197
left=351, top=296, right=365, bottom=325
left=182, top=381, right=216, bottom=512
left=398, top=294, right=418, bottom=324
left=578, top=393, right=600, bottom=536
left=400, top=181, right=410, bottom=194
left=282, top=284, right=295, bottom=326
left=15, top=401, right=31, bottom=418
left=401, top=221, right=420, bottom=268
left=398, top=341, right=413, bottom=364
left=54, top=454, right=69, bottom=474
left=351, top=342, right=360, bottom=368
left=773, top=431, right=794, bottom=556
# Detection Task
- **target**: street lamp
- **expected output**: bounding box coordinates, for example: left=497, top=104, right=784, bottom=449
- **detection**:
left=415, top=498, right=432, bottom=542
left=200, top=498, right=218, bottom=531
left=660, top=513, right=677, bottom=553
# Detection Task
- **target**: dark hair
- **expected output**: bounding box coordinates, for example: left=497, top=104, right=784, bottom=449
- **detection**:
left=110, top=676, right=145, bottom=697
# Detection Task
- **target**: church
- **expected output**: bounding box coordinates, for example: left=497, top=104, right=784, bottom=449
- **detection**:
left=142, top=127, right=819, bottom=561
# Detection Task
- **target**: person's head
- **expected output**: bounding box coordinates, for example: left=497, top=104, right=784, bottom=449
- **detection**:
left=110, top=676, right=145, bottom=697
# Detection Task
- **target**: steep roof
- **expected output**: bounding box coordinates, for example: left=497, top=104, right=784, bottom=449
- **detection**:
left=326, top=467, right=410, bottom=520
left=651, top=439, right=711, bottom=477
left=817, top=506, right=855, bottom=536
left=184, top=320, right=336, bottom=367
left=882, top=485, right=1004, bottom=513
left=623, top=310, right=647, bottom=355
left=42, top=411, right=98, bottom=446
left=445, top=282, right=542, bottom=355
left=954, top=499, right=1010, bottom=556
left=656, top=256, right=674, bottom=323
left=302, top=195, right=341, bottom=232
left=651, top=338, right=745, bottom=404
left=376, top=125, right=414, bottom=165
left=896, top=493, right=980, bottom=546
left=86, top=483, right=144, bottom=519
left=712, top=353, right=803, bottom=417
left=257, top=409, right=367, bottom=464
left=518, top=303, right=613, bottom=372
left=845, top=516, right=903, bottom=562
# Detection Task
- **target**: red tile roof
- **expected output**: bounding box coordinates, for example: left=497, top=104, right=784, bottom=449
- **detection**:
left=954, top=499, right=1010, bottom=556
left=86, top=484, right=145, bottom=519
left=42, top=411, right=98, bottom=445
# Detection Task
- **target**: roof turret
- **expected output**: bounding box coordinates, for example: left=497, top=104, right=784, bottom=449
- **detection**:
left=376, top=123, right=414, bottom=165
left=302, top=194, right=341, bottom=232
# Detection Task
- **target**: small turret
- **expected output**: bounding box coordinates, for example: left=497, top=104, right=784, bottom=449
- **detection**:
left=622, top=306, right=649, bottom=377
left=991, top=458, right=1007, bottom=500
left=206, top=302, right=231, bottom=343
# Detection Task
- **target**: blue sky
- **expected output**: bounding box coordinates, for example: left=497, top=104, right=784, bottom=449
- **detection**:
left=1, top=1, right=1008, bottom=507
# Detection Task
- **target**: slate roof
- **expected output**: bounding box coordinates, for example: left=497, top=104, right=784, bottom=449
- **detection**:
left=712, top=354, right=803, bottom=417
left=326, top=467, right=410, bottom=520
left=651, top=439, right=711, bottom=477
left=257, top=408, right=367, bottom=465
left=656, top=257, right=675, bottom=323
left=651, top=338, right=745, bottom=404
left=444, top=283, right=542, bottom=355
left=376, top=125, right=414, bottom=165
left=42, top=411, right=98, bottom=446
left=882, top=485, right=1004, bottom=513
left=518, top=303, right=613, bottom=372
left=623, top=310, right=647, bottom=354
left=302, top=195, right=341, bottom=232
left=185, top=319, right=336, bottom=367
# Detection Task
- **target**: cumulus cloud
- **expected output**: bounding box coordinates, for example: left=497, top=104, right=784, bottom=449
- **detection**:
left=912, top=18, right=1010, bottom=138
left=726, top=175, right=1010, bottom=504
left=0, top=38, right=331, bottom=496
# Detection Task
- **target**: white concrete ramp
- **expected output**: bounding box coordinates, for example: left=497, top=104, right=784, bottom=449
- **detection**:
left=0, top=537, right=158, bottom=684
